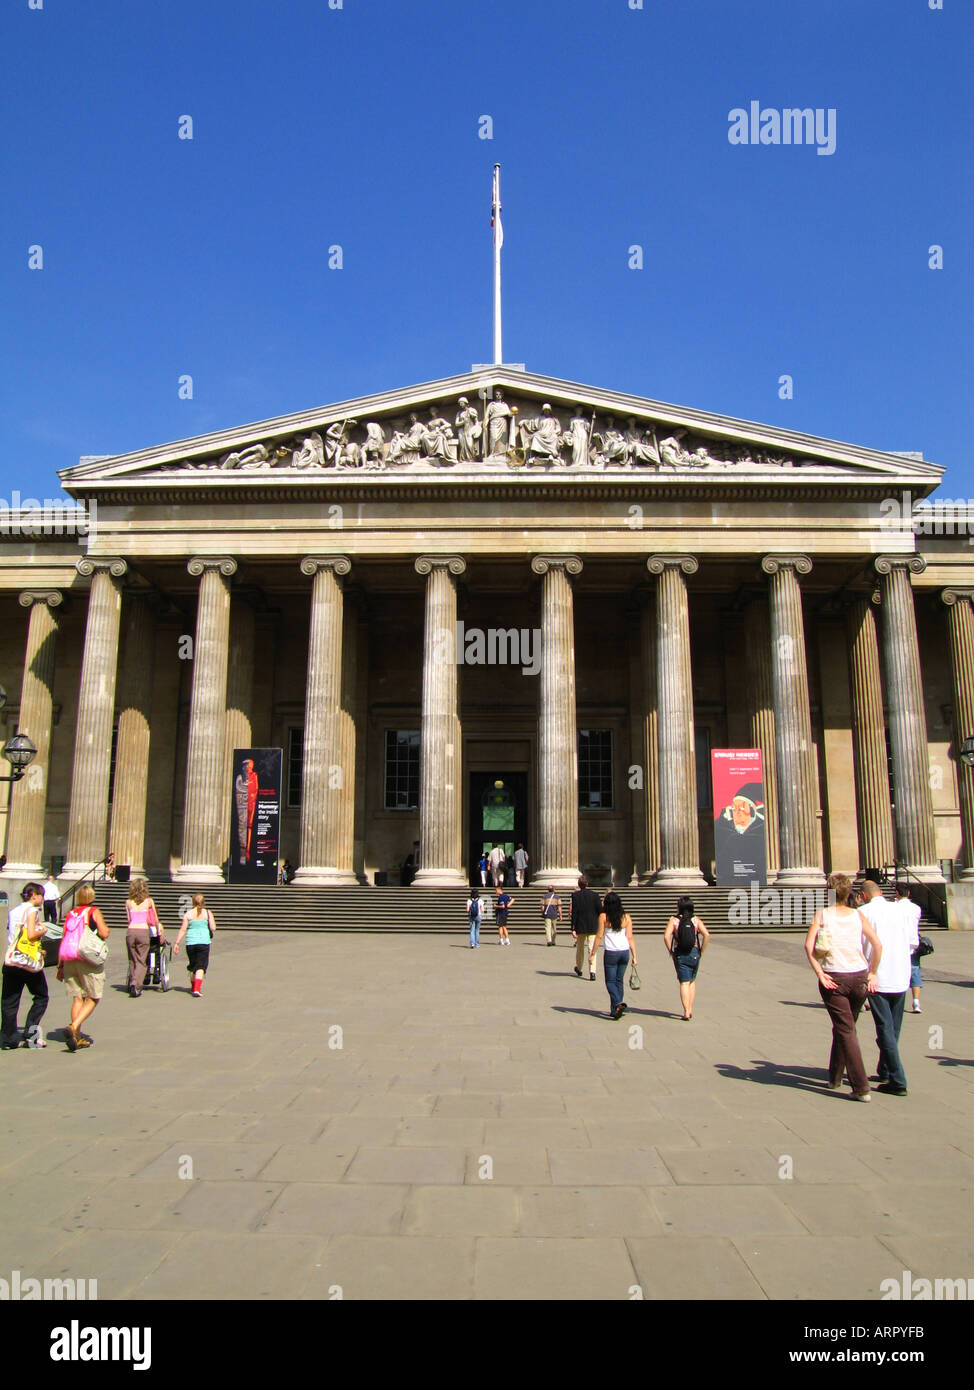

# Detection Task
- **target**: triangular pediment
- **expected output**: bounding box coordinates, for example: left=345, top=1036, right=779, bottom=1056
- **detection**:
left=59, top=367, right=943, bottom=492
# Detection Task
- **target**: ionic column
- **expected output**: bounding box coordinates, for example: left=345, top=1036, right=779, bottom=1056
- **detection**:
left=61, top=559, right=128, bottom=880
left=413, top=556, right=467, bottom=887
left=293, top=557, right=355, bottom=885
left=639, top=597, right=661, bottom=880
left=942, top=589, right=974, bottom=879
left=846, top=598, right=895, bottom=872
left=647, top=556, right=706, bottom=888
left=874, top=556, right=941, bottom=879
left=761, top=555, right=824, bottom=885
left=219, top=600, right=256, bottom=866
left=108, top=595, right=155, bottom=879
left=531, top=555, right=582, bottom=888
left=3, top=591, right=63, bottom=876
left=174, top=557, right=236, bottom=883
left=745, top=598, right=781, bottom=878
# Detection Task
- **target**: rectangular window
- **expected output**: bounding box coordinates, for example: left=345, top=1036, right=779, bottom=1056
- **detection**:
left=695, top=728, right=712, bottom=812
left=385, top=730, right=420, bottom=810
left=287, top=727, right=303, bottom=809
left=579, top=729, right=613, bottom=809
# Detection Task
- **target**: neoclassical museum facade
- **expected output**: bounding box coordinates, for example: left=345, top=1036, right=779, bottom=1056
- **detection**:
left=2, top=367, right=973, bottom=908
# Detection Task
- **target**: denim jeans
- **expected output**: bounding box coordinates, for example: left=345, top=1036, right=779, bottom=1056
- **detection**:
left=871, top=990, right=907, bottom=1089
left=469, top=915, right=481, bottom=947
left=604, top=949, right=629, bottom=1011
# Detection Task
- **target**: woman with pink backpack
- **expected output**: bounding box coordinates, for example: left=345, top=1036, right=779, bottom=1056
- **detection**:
left=57, top=884, right=110, bottom=1051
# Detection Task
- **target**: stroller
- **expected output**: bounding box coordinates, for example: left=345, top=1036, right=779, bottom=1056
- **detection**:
left=144, top=933, right=173, bottom=991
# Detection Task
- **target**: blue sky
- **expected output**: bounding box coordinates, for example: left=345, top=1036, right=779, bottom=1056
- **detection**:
left=2, top=0, right=970, bottom=497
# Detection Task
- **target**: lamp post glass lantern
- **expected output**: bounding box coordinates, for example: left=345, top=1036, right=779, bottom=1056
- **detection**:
left=961, top=736, right=974, bottom=768
left=1, top=733, right=37, bottom=781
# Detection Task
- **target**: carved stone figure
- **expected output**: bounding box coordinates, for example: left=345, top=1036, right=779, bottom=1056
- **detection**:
left=322, top=421, right=356, bottom=467
left=291, top=432, right=325, bottom=469
left=657, top=429, right=708, bottom=470
left=424, top=408, right=458, bottom=464
left=484, top=388, right=511, bottom=458
left=520, top=403, right=563, bottom=463
left=455, top=397, right=482, bottom=462
left=363, top=422, right=386, bottom=469
left=564, top=408, right=594, bottom=468
left=219, top=442, right=274, bottom=471
left=628, top=421, right=660, bottom=468
left=388, top=413, right=426, bottom=466
left=592, top=417, right=631, bottom=469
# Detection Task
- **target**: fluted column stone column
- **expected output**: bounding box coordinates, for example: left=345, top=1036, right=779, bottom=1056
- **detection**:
left=413, top=556, right=467, bottom=887
left=3, top=591, right=63, bottom=876
left=108, top=595, right=155, bottom=879
left=531, top=555, right=582, bottom=888
left=942, top=589, right=974, bottom=879
left=846, top=598, right=895, bottom=873
left=648, top=556, right=706, bottom=888
left=874, top=556, right=941, bottom=879
left=174, top=557, right=236, bottom=883
left=745, top=598, right=780, bottom=878
left=761, top=555, right=824, bottom=885
left=61, top=559, right=128, bottom=880
left=293, top=557, right=355, bottom=885
left=219, top=600, right=256, bottom=868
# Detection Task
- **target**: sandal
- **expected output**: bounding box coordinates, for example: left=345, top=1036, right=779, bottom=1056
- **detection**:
left=75, top=1037, right=92, bottom=1049
left=65, top=1027, right=78, bottom=1052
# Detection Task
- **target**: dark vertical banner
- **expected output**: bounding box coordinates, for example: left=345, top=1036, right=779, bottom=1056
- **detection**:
left=229, top=748, right=282, bottom=883
left=712, top=749, right=767, bottom=887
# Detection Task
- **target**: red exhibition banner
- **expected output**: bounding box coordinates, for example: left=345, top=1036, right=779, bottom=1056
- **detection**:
left=711, top=748, right=767, bottom=887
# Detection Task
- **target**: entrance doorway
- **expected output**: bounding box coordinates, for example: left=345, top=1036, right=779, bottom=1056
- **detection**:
left=468, top=772, right=528, bottom=885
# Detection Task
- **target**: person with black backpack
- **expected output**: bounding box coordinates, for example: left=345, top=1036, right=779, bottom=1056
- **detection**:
left=466, top=888, right=484, bottom=949
left=664, top=895, right=710, bottom=1020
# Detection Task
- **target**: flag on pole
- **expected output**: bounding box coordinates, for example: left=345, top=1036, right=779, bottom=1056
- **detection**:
left=492, top=165, right=503, bottom=250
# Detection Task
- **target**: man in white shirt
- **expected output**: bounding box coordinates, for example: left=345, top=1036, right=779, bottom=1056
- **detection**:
left=859, top=881, right=911, bottom=1095
left=488, top=843, right=506, bottom=888
left=893, top=884, right=923, bottom=1013
left=42, top=874, right=59, bottom=926
left=513, top=843, right=529, bottom=888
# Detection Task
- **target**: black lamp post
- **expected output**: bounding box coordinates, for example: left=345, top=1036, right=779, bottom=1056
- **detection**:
left=0, top=733, right=37, bottom=783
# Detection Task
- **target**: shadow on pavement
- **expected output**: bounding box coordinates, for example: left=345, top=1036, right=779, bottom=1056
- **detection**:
left=716, top=1059, right=834, bottom=1094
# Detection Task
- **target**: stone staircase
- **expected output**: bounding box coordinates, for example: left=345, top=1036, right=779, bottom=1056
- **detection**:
left=78, top=881, right=943, bottom=935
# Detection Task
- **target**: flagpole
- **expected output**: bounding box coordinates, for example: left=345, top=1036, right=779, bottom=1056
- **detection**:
left=492, top=163, right=502, bottom=365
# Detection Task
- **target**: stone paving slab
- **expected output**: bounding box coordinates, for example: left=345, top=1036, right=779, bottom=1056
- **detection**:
left=2, top=928, right=972, bottom=1300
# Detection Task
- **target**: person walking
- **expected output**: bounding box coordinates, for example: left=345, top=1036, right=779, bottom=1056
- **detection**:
left=664, top=896, right=710, bottom=1020
left=570, top=875, right=601, bottom=980
left=893, top=884, right=924, bottom=1012
left=540, top=886, right=562, bottom=945
left=804, top=872, right=882, bottom=1101
left=859, top=880, right=912, bottom=1096
left=466, top=888, right=484, bottom=948
left=495, top=886, right=514, bottom=946
left=174, top=893, right=216, bottom=996
left=58, top=885, right=110, bottom=1051
left=124, top=879, right=163, bottom=998
left=514, top=843, right=529, bottom=887
left=2, top=882, right=49, bottom=1049
left=590, top=891, right=637, bottom=1020
left=42, top=874, right=59, bottom=926
left=477, top=851, right=489, bottom=888
left=488, top=843, right=506, bottom=888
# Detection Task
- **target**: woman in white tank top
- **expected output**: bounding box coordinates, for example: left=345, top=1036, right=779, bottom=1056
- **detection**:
left=805, top=872, right=882, bottom=1101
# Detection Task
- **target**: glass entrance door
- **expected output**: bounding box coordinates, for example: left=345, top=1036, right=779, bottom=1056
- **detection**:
left=468, top=772, right=528, bottom=885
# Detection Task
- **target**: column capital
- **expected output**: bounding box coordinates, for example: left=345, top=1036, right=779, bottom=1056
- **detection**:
left=188, top=556, right=237, bottom=578
left=300, top=555, right=351, bottom=578
left=942, top=588, right=974, bottom=607
left=18, top=590, right=63, bottom=610
left=761, top=554, right=812, bottom=577
left=647, top=554, right=697, bottom=577
left=874, top=554, right=926, bottom=577
left=76, top=557, right=127, bottom=580
left=415, top=555, right=466, bottom=577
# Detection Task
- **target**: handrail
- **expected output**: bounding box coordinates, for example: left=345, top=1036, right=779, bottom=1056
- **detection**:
left=883, top=860, right=948, bottom=929
left=56, top=858, right=112, bottom=916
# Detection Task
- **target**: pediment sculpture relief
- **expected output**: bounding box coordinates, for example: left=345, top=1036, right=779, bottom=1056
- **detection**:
left=172, top=394, right=805, bottom=474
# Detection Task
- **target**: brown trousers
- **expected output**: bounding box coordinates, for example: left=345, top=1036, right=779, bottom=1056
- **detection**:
left=819, top=969, right=869, bottom=1094
left=126, top=928, right=151, bottom=990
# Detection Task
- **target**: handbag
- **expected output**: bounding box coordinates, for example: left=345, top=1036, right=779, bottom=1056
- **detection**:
left=813, top=924, right=833, bottom=960
left=77, top=909, right=109, bottom=967
left=4, top=923, right=44, bottom=974
left=629, top=962, right=641, bottom=990
left=915, top=934, right=934, bottom=959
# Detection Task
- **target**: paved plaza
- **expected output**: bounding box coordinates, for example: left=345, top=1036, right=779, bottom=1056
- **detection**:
left=2, top=926, right=973, bottom=1301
